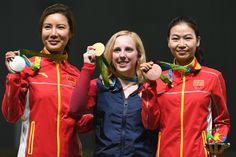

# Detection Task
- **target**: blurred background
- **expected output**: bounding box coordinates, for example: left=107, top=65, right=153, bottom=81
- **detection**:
left=0, top=0, right=235, bottom=156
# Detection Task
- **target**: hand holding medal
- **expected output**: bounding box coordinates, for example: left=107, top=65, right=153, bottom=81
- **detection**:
left=140, top=61, right=162, bottom=81
left=84, top=42, right=105, bottom=64
left=5, top=51, right=26, bottom=73
left=9, top=56, right=26, bottom=72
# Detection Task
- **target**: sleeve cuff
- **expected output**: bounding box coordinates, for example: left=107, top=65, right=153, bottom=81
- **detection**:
left=82, top=63, right=96, bottom=71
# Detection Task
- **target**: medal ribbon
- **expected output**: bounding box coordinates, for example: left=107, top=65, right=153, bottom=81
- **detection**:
left=154, top=58, right=201, bottom=87
left=18, top=49, right=68, bottom=70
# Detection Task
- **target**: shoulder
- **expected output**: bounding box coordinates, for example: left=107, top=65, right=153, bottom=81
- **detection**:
left=65, top=62, right=80, bottom=73
left=200, top=66, right=223, bottom=78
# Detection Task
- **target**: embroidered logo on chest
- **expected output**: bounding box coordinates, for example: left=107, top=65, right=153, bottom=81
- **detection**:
left=193, top=80, right=204, bottom=90
left=67, top=75, right=77, bottom=85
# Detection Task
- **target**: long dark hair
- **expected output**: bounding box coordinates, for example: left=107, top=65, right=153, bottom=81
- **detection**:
left=167, top=16, right=204, bottom=64
left=39, top=3, right=76, bottom=53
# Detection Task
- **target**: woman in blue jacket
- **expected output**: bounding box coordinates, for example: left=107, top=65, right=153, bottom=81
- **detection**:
left=70, top=30, right=157, bottom=157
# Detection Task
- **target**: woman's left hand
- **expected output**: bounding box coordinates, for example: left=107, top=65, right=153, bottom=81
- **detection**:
left=140, top=61, right=162, bottom=81
left=140, top=61, right=153, bottom=72
left=207, top=143, right=225, bottom=157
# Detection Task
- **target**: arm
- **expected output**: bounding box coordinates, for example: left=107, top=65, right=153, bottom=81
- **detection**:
left=211, top=73, right=230, bottom=141
left=207, top=72, right=230, bottom=156
left=2, top=73, right=28, bottom=123
left=141, top=81, right=160, bottom=130
left=69, top=45, right=98, bottom=118
left=69, top=63, right=96, bottom=118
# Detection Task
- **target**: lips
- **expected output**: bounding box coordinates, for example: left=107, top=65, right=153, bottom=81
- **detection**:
left=176, top=50, right=187, bottom=55
left=48, top=40, right=59, bottom=45
left=117, top=61, right=129, bottom=66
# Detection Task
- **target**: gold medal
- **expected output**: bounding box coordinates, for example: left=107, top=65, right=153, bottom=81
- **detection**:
left=92, top=42, right=105, bottom=56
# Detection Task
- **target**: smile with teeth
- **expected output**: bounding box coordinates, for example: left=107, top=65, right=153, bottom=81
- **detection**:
left=118, top=60, right=129, bottom=65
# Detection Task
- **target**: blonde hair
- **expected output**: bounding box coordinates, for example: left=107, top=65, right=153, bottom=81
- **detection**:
left=103, top=30, right=146, bottom=84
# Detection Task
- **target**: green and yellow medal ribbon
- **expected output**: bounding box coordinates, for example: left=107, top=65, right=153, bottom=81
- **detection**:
left=18, top=48, right=68, bottom=70
left=154, top=58, right=201, bottom=87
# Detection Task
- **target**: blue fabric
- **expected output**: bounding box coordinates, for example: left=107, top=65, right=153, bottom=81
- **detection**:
left=93, top=77, right=157, bottom=157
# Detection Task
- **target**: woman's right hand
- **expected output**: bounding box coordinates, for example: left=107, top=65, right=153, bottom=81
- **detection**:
left=83, top=46, right=96, bottom=64
left=5, top=51, right=18, bottom=73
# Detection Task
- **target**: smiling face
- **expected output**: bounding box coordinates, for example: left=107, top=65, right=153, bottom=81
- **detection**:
left=41, top=13, right=71, bottom=53
left=168, top=22, right=200, bottom=65
left=112, top=35, right=138, bottom=77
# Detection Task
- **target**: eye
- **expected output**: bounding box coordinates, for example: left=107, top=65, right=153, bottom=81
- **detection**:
left=185, top=36, right=193, bottom=41
left=171, top=36, right=179, bottom=41
left=125, top=47, right=134, bottom=52
left=113, top=47, right=121, bottom=53
left=43, top=24, right=52, bottom=30
left=57, top=25, right=66, bottom=30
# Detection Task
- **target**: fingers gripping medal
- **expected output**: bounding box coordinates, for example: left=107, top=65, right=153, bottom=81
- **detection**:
left=143, top=64, right=162, bottom=81
left=9, top=56, right=26, bottom=72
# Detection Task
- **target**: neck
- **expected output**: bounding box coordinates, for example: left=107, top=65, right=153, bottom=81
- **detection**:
left=49, top=51, right=64, bottom=54
left=115, top=72, right=138, bottom=83
left=118, top=78, right=138, bottom=98
left=118, top=78, right=136, bottom=86
left=44, top=47, right=65, bottom=54
left=175, top=57, right=194, bottom=66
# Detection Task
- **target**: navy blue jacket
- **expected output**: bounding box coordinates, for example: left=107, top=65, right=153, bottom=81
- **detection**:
left=93, top=78, right=157, bottom=157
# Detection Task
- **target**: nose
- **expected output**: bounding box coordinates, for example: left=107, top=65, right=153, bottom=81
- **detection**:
left=119, top=50, right=126, bottom=58
left=50, top=27, right=58, bottom=37
left=178, top=39, right=186, bottom=47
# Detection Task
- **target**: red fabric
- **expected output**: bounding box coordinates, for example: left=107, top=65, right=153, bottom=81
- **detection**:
left=141, top=65, right=230, bottom=157
left=141, top=81, right=160, bottom=130
left=2, top=57, right=94, bottom=157
left=69, top=63, right=96, bottom=118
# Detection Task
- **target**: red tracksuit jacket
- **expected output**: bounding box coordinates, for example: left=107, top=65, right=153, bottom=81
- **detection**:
left=2, top=52, right=93, bottom=157
left=141, top=58, right=230, bottom=157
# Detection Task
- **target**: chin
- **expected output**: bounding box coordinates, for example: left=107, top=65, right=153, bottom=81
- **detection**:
left=47, top=48, right=63, bottom=53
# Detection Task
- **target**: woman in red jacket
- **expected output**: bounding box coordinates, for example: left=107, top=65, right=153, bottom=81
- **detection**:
left=141, top=16, right=230, bottom=157
left=2, top=3, right=93, bottom=157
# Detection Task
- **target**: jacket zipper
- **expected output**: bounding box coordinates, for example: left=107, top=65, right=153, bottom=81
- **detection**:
left=202, top=131, right=209, bottom=157
left=157, top=131, right=161, bottom=157
left=56, top=64, right=61, bottom=157
left=144, top=89, right=149, bottom=129
left=120, top=98, right=128, bottom=156
left=180, top=75, right=186, bottom=157
left=27, top=121, right=35, bottom=155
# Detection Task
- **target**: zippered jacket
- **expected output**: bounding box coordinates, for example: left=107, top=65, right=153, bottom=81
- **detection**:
left=141, top=58, right=230, bottom=157
left=2, top=53, right=93, bottom=157
left=70, top=63, right=157, bottom=157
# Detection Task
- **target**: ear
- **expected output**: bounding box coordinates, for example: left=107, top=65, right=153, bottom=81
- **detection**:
left=68, top=30, right=73, bottom=40
left=167, top=37, right=171, bottom=48
left=197, top=36, right=200, bottom=47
